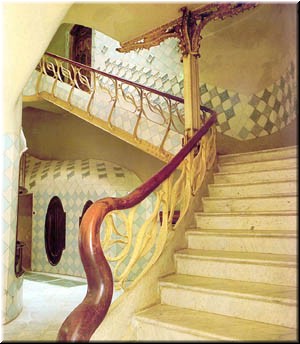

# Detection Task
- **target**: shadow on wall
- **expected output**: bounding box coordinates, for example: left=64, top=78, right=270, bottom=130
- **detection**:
left=216, top=117, right=298, bottom=155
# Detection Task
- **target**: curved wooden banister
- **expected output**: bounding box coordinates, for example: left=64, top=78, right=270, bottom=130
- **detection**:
left=57, top=111, right=216, bottom=342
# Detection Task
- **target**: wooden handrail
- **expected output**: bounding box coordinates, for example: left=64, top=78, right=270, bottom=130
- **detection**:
left=57, top=111, right=217, bottom=342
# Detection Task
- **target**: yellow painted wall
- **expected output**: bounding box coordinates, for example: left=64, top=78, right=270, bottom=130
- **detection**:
left=46, top=23, right=73, bottom=58
left=22, top=107, right=164, bottom=182
left=200, top=4, right=297, bottom=95
left=3, top=3, right=71, bottom=133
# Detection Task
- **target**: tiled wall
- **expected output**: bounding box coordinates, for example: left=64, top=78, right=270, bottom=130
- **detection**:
left=93, top=32, right=297, bottom=141
left=24, top=154, right=154, bottom=280
left=2, top=133, right=23, bottom=323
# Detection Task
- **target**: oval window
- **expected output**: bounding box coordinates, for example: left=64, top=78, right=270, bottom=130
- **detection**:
left=45, top=196, right=66, bottom=266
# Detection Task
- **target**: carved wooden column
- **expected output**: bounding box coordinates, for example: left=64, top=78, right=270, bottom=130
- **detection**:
left=179, top=7, right=203, bottom=141
left=117, top=3, right=257, bottom=142
left=182, top=54, right=201, bottom=140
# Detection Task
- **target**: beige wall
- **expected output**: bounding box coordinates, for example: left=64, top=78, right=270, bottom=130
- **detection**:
left=216, top=118, right=298, bottom=156
left=2, top=4, right=71, bottom=323
left=200, top=4, right=297, bottom=95
left=3, top=3, right=71, bottom=133
left=22, top=107, right=164, bottom=182
left=46, top=23, right=73, bottom=58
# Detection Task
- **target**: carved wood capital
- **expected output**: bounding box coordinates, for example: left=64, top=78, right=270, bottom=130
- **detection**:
left=117, top=3, right=257, bottom=58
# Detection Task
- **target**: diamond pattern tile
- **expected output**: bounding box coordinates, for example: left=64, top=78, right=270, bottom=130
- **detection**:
left=25, top=40, right=296, bottom=144
left=24, top=154, right=156, bottom=282
left=2, top=133, right=24, bottom=323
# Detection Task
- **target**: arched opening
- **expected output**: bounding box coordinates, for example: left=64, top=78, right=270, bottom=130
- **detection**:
left=69, top=24, right=92, bottom=66
left=69, top=24, right=92, bottom=91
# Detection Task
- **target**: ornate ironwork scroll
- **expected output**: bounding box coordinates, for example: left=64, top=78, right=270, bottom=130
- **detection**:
left=117, top=3, right=257, bottom=56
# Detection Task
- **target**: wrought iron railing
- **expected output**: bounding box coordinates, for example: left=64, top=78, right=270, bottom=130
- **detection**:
left=24, top=52, right=189, bottom=161
left=23, top=52, right=217, bottom=341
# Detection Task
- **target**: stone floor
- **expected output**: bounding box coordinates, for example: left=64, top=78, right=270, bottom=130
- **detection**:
left=2, top=272, right=89, bottom=341
left=2, top=270, right=125, bottom=342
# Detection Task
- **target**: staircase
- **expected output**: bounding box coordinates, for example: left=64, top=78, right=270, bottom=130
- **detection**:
left=133, top=145, right=298, bottom=341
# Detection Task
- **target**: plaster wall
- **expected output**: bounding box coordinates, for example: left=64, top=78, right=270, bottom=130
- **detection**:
left=2, top=97, right=27, bottom=324
left=2, top=3, right=71, bottom=133
left=200, top=4, right=297, bottom=95
left=2, top=3, right=71, bottom=324
left=92, top=4, right=297, bottom=143
left=22, top=108, right=165, bottom=182
left=46, top=23, right=73, bottom=59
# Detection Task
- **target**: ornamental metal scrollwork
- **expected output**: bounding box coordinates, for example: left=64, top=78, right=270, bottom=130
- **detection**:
left=117, top=3, right=257, bottom=57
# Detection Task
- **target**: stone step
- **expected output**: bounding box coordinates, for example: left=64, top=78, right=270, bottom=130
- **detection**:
left=175, top=249, right=297, bottom=286
left=213, top=167, right=297, bottom=184
left=159, top=274, right=297, bottom=328
left=218, top=146, right=297, bottom=164
left=195, top=211, right=297, bottom=231
left=202, top=194, right=297, bottom=213
left=218, top=157, right=297, bottom=173
left=134, top=304, right=296, bottom=341
left=185, top=229, right=297, bottom=255
left=208, top=179, right=297, bottom=197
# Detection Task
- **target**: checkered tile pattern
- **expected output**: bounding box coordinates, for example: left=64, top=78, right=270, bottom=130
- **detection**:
left=24, top=31, right=296, bottom=144
left=92, top=31, right=297, bottom=141
left=25, top=154, right=155, bottom=281
left=238, top=61, right=297, bottom=140
left=2, top=133, right=23, bottom=323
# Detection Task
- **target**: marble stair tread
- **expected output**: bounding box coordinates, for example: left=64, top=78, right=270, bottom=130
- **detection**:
left=175, top=249, right=297, bottom=265
left=207, top=180, right=297, bottom=198
left=218, top=156, right=296, bottom=168
left=135, top=304, right=296, bottom=341
left=213, top=167, right=297, bottom=184
left=195, top=210, right=297, bottom=216
left=218, top=145, right=297, bottom=164
left=214, top=166, right=297, bottom=177
left=202, top=193, right=297, bottom=201
left=185, top=228, right=297, bottom=237
left=202, top=195, right=297, bottom=213
left=159, top=274, right=297, bottom=303
left=217, top=158, right=297, bottom=173
left=208, top=178, right=297, bottom=188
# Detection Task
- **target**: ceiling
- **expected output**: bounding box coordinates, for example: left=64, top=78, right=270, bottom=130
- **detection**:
left=63, top=2, right=204, bottom=43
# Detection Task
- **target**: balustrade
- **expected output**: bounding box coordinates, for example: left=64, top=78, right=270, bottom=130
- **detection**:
left=23, top=52, right=217, bottom=341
